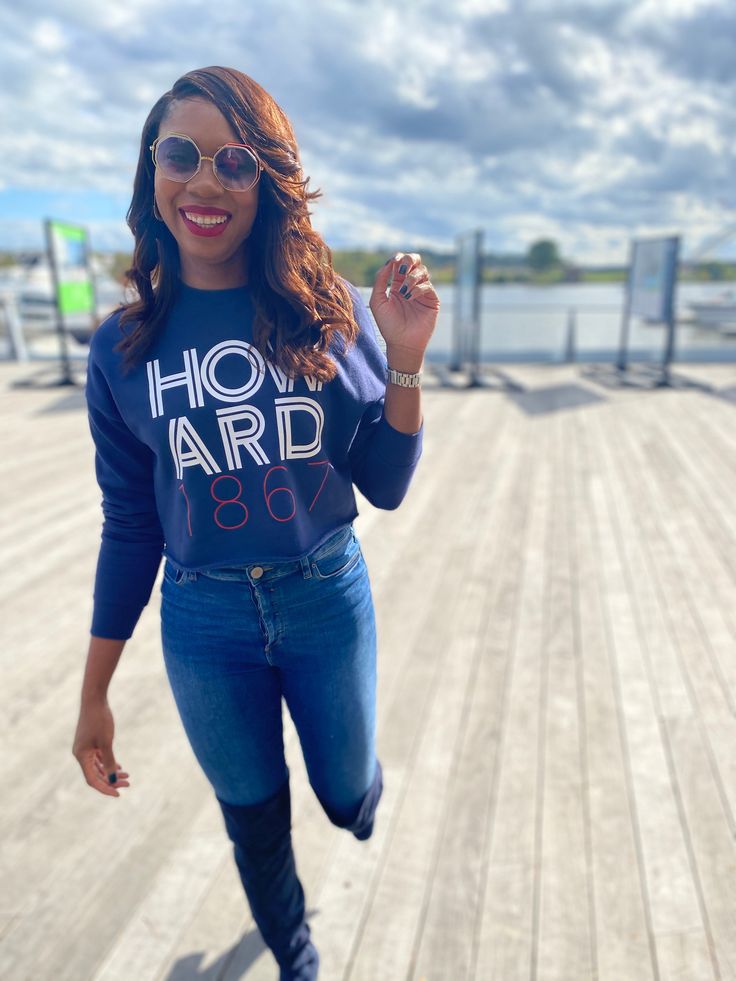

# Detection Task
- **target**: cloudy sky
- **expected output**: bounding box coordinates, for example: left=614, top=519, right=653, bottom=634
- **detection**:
left=1, top=0, right=734, bottom=264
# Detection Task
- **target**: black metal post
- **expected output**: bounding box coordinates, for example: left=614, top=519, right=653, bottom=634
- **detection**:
left=467, top=229, right=484, bottom=387
left=565, top=308, right=576, bottom=363
left=658, top=236, right=680, bottom=387
left=616, top=240, right=634, bottom=373
left=451, top=234, right=464, bottom=372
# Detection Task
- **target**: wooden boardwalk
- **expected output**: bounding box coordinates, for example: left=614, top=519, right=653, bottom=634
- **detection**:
left=1, top=359, right=735, bottom=981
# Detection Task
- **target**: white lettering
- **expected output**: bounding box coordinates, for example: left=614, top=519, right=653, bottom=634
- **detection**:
left=168, top=416, right=222, bottom=480
left=146, top=339, right=324, bottom=416
left=266, top=360, right=295, bottom=394
left=216, top=405, right=270, bottom=469
left=199, top=340, right=266, bottom=403
left=274, top=396, right=324, bottom=460
left=147, top=348, right=203, bottom=418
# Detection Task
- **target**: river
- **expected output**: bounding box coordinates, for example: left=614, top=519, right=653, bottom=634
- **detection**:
left=358, top=281, right=736, bottom=363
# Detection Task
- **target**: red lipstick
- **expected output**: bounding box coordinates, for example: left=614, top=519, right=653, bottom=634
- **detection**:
left=179, top=206, right=232, bottom=237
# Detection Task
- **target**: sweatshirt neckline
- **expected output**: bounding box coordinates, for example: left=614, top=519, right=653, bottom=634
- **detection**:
left=177, top=279, right=250, bottom=297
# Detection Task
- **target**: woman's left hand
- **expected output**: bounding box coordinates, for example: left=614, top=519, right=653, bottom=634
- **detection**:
left=369, top=252, right=440, bottom=361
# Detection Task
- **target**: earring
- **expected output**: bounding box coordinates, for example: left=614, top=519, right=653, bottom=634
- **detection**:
left=153, top=199, right=163, bottom=221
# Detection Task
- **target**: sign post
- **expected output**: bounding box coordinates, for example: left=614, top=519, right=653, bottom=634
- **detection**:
left=453, top=229, right=485, bottom=386
left=617, top=235, right=680, bottom=386
left=44, top=219, right=97, bottom=386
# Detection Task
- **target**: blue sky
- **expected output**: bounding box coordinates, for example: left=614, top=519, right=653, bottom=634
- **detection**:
left=1, top=0, right=735, bottom=263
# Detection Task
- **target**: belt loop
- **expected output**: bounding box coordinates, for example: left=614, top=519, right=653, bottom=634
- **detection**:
left=300, top=554, right=313, bottom=579
left=187, top=570, right=199, bottom=582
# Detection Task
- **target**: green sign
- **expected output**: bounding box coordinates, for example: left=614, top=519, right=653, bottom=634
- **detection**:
left=58, top=280, right=94, bottom=315
left=46, top=219, right=95, bottom=316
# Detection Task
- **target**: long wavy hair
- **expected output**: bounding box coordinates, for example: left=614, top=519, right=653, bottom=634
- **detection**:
left=115, top=66, right=358, bottom=380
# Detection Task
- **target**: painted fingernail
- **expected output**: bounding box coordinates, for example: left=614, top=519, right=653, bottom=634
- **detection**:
left=405, top=290, right=413, bottom=299
left=384, top=257, right=392, bottom=265
left=399, top=284, right=408, bottom=295
left=399, top=264, right=407, bottom=275
left=108, top=772, right=117, bottom=784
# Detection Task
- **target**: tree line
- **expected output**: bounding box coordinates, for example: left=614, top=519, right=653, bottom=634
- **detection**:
left=4, top=240, right=734, bottom=287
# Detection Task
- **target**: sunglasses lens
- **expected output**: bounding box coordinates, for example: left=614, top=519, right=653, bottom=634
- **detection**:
left=214, top=146, right=259, bottom=190
left=156, top=136, right=199, bottom=181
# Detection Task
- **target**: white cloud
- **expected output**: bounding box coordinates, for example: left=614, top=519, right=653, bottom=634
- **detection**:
left=32, top=17, right=67, bottom=52
left=631, top=0, right=716, bottom=21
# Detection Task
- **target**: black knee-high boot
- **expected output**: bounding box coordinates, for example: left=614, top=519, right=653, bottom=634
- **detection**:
left=216, top=776, right=319, bottom=980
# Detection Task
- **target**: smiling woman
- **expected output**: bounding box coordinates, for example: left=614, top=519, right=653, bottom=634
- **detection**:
left=73, top=64, right=438, bottom=981
left=150, top=101, right=261, bottom=285
left=118, top=66, right=363, bottom=383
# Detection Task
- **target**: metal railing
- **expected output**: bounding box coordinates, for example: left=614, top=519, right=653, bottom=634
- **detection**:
left=445, top=300, right=736, bottom=369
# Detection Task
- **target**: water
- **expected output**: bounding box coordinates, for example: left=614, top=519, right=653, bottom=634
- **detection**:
left=3, top=267, right=734, bottom=363
left=360, top=281, right=736, bottom=363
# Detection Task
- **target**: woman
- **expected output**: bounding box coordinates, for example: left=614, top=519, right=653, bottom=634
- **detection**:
left=72, top=66, right=438, bottom=980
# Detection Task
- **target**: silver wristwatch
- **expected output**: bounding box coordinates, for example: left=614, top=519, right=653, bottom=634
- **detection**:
left=387, top=366, right=423, bottom=388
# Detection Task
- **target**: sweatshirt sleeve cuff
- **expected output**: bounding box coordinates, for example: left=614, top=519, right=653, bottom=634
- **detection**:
left=90, top=539, right=163, bottom=640
left=90, top=601, right=144, bottom=641
left=372, top=412, right=424, bottom=467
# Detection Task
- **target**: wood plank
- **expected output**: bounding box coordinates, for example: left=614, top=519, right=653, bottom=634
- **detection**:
left=0, top=766, right=216, bottom=981
left=586, top=401, right=717, bottom=980
left=534, top=409, right=595, bottom=979
left=349, top=403, right=526, bottom=979
left=571, top=402, right=658, bottom=980
left=662, top=714, right=736, bottom=981
left=634, top=395, right=736, bottom=712
left=475, top=405, right=550, bottom=980
left=412, top=401, right=538, bottom=979
left=90, top=798, right=230, bottom=981
left=603, top=395, right=736, bottom=977
left=611, top=397, right=736, bottom=822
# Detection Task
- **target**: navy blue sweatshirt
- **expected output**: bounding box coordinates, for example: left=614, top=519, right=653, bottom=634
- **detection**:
left=85, top=279, right=423, bottom=640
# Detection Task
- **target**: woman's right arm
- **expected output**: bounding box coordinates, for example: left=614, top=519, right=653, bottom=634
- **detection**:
left=72, top=635, right=131, bottom=797
left=74, top=325, right=164, bottom=796
left=84, top=336, right=165, bottom=642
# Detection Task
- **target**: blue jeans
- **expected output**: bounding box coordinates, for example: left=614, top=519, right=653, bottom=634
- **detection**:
left=159, top=522, right=379, bottom=825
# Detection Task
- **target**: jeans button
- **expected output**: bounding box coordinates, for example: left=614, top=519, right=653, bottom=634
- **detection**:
left=251, top=566, right=264, bottom=579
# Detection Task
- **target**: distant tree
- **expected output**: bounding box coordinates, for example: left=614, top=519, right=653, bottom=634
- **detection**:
left=527, top=239, right=561, bottom=272
left=703, top=261, right=724, bottom=281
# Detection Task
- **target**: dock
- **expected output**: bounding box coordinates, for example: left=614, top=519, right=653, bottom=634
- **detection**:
left=1, top=359, right=735, bottom=980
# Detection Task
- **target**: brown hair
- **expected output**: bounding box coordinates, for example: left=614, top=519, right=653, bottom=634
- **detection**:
left=116, top=66, right=358, bottom=379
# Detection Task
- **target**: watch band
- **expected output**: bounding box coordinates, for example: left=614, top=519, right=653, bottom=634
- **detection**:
left=387, top=366, right=422, bottom=388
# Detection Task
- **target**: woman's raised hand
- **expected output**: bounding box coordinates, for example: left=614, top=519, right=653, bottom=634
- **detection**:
left=369, top=252, right=440, bottom=360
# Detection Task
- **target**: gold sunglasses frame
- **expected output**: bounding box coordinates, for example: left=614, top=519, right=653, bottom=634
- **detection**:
left=149, top=133, right=262, bottom=192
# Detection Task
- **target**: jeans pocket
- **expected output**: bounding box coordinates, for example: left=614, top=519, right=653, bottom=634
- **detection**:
left=311, top=528, right=361, bottom=580
left=163, top=559, right=187, bottom=586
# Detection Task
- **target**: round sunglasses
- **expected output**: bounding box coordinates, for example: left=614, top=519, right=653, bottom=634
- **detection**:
left=149, top=133, right=262, bottom=192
